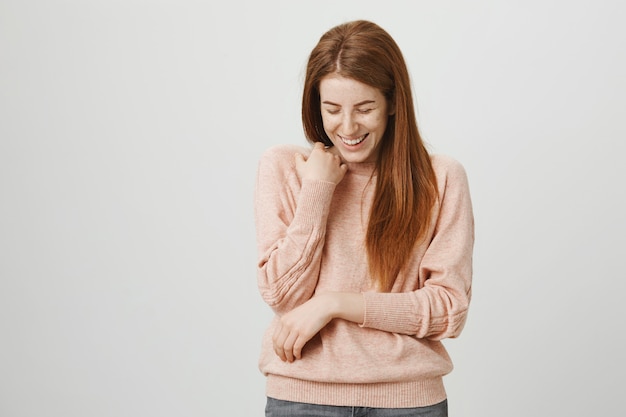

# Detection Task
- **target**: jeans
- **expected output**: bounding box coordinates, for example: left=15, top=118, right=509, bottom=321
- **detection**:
left=265, top=397, right=448, bottom=417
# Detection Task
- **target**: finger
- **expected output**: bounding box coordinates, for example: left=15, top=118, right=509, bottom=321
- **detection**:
left=294, top=153, right=307, bottom=178
left=294, top=152, right=304, bottom=165
left=273, top=339, right=285, bottom=361
left=294, top=152, right=306, bottom=163
left=310, top=145, right=324, bottom=157
left=272, top=324, right=288, bottom=362
left=292, top=336, right=306, bottom=360
left=282, top=332, right=299, bottom=363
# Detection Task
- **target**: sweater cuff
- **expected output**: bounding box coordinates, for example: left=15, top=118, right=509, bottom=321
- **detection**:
left=293, top=179, right=337, bottom=226
left=361, top=291, right=419, bottom=334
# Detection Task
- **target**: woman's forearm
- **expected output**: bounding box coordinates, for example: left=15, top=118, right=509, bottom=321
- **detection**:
left=326, top=292, right=365, bottom=325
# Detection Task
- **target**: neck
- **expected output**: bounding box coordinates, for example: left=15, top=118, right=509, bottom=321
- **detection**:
left=345, top=160, right=376, bottom=177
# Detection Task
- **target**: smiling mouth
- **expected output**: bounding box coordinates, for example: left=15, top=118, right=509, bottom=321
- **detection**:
left=340, top=134, right=368, bottom=146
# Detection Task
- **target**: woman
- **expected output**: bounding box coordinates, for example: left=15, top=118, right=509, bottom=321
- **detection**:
left=255, top=20, right=474, bottom=417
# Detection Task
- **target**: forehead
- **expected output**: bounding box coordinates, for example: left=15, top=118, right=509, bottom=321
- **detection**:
left=319, top=74, right=384, bottom=102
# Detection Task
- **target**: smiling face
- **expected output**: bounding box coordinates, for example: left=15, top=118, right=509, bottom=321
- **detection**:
left=319, top=74, right=392, bottom=164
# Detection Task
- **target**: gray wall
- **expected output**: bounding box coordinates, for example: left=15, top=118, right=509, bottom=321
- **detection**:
left=1, top=0, right=624, bottom=416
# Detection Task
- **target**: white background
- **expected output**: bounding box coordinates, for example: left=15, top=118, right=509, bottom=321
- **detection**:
left=1, top=0, right=625, bottom=416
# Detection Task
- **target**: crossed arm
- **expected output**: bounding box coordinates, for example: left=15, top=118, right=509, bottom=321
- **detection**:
left=272, top=291, right=364, bottom=362
left=258, top=143, right=361, bottom=362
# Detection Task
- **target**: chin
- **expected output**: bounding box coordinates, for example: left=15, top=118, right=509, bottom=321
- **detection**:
left=343, top=153, right=373, bottom=164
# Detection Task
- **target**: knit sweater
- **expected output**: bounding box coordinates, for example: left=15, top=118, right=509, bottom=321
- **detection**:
left=254, top=144, right=474, bottom=408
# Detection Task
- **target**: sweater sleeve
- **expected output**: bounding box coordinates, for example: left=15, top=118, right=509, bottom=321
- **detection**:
left=361, top=157, right=474, bottom=340
left=255, top=146, right=337, bottom=315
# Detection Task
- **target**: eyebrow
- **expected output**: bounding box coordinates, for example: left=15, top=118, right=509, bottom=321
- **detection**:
left=321, top=100, right=377, bottom=107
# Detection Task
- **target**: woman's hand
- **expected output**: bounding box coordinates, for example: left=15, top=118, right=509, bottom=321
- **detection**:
left=272, top=292, right=365, bottom=362
left=272, top=295, right=333, bottom=362
left=295, top=142, right=347, bottom=184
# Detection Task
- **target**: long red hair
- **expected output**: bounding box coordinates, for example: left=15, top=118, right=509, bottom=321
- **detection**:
left=302, top=20, right=438, bottom=291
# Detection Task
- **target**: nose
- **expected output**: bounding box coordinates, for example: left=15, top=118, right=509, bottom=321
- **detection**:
left=341, top=113, right=358, bottom=135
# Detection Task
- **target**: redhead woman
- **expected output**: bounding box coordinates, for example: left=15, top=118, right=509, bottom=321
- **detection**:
left=255, top=20, right=474, bottom=417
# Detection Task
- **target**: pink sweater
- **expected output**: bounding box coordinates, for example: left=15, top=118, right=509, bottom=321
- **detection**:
left=255, top=144, right=474, bottom=408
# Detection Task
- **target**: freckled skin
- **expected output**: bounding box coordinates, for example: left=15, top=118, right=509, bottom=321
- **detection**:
left=319, top=74, right=393, bottom=164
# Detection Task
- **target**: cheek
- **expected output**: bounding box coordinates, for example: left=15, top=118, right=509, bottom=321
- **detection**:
left=321, top=116, right=338, bottom=131
left=371, top=115, right=388, bottom=133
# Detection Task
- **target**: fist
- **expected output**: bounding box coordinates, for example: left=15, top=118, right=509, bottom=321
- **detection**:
left=295, top=142, right=347, bottom=184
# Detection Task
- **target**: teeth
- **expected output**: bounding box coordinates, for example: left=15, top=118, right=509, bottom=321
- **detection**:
left=341, top=134, right=367, bottom=146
